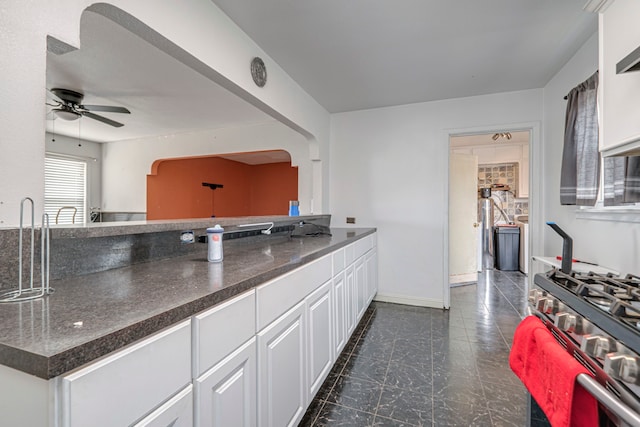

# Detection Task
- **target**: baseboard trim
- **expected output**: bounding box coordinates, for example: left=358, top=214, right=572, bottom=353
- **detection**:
left=449, top=272, right=477, bottom=284
left=373, top=293, right=443, bottom=308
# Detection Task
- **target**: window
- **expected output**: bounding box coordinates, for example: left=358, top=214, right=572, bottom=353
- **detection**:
left=44, top=155, right=87, bottom=224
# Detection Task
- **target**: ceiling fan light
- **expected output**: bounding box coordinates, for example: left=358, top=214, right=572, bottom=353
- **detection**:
left=54, top=109, right=81, bottom=121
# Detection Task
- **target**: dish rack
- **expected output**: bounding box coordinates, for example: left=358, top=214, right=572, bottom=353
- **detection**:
left=0, top=197, right=52, bottom=303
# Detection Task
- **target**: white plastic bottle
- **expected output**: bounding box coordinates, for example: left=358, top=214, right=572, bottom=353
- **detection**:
left=207, top=225, right=224, bottom=262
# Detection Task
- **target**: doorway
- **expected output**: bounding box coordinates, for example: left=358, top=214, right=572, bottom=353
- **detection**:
left=448, top=130, right=531, bottom=287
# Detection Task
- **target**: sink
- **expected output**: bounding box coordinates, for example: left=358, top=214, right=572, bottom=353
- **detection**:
left=515, top=215, right=528, bottom=224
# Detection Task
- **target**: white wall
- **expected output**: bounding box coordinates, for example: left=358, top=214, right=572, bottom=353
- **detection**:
left=542, top=32, right=640, bottom=275
left=45, top=132, right=102, bottom=216
left=102, top=121, right=312, bottom=213
left=0, top=0, right=329, bottom=227
left=330, top=90, right=543, bottom=307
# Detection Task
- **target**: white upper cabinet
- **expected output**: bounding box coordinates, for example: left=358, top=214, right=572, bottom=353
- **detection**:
left=599, top=0, right=640, bottom=156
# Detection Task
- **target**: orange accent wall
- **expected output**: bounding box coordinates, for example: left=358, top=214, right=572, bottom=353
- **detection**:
left=147, top=156, right=298, bottom=220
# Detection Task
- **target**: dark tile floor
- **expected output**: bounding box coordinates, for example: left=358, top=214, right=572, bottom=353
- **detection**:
left=300, top=269, right=530, bottom=426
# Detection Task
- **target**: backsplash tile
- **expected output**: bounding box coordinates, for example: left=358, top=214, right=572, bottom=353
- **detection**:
left=479, top=162, right=528, bottom=223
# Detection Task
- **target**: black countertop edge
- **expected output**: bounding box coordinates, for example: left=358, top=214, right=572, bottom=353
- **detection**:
left=2, top=227, right=375, bottom=379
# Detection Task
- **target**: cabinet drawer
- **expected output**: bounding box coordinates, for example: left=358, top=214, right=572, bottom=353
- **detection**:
left=344, top=243, right=355, bottom=266
left=354, top=235, right=373, bottom=260
left=256, top=255, right=331, bottom=331
left=61, top=320, right=191, bottom=427
left=193, top=290, right=256, bottom=377
left=332, top=248, right=345, bottom=275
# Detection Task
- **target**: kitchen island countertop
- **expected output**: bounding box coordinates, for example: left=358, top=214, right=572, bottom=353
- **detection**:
left=0, top=227, right=375, bottom=379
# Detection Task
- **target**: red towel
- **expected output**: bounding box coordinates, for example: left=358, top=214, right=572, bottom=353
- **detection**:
left=509, top=316, right=598, bottom=427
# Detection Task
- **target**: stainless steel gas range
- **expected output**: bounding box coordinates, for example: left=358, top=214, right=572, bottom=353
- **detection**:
left=529, top=268, right=640, bottom=426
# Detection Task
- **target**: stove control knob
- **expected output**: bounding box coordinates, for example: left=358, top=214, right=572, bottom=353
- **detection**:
left=535, top=297, right=547, bottom=312
left=528, top=289, right=543, bottom=304
left=555, top=313, right=576, bottom=333
left=581, top=335, right=615, bottom=359
left=538, top=298, right=555, bottom=314
left=604, top=354, right=640, bottom=384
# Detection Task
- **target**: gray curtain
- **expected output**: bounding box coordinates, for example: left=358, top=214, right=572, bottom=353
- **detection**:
left=560, top=71, right=600, bottom=206
left=603, top=156, right=640, bottom=206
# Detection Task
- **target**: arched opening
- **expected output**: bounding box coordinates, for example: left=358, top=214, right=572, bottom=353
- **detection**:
left=147, top=150, right=297, bottom=219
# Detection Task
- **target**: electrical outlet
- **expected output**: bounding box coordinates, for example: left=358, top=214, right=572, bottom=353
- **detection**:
left=180, top=230, right=195, bottom=244
left=346, top=217, right=356, bottom=224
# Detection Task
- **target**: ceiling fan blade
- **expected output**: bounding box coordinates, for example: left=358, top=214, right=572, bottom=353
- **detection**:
left=82, top=111, right=125, bottom=127
left=80, top=105, right=130, bottom=114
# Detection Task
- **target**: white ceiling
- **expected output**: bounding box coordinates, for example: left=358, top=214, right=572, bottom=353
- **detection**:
left=46, top=1, right=597, bottom=144
left=46, top=11, right=273, bottom=144
left=212, top=0, right=597, bottom=113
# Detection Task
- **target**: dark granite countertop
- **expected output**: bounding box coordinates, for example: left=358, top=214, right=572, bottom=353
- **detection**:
left=0, top=227, right=375, bottom=379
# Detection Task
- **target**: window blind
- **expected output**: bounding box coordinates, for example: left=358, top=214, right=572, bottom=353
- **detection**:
left=44, top=156, right=86, bottom=224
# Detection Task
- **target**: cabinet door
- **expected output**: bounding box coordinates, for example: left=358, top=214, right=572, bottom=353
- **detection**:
left=133, top=385, right=193, bottom=427
left=257, top=301, right=306, bottom=427
left=345, top=265, right=356, bottom=336
left=195, top=338, right=256, bottom=427
left=365, top=250, right=377, bottom=305
left=306, top=280, right=333, bottom=401
left=600, top=0, right=640, bottom=154
left=333, top=271, right=347, bottom=356
left=355, top=257, right=367, bottom=321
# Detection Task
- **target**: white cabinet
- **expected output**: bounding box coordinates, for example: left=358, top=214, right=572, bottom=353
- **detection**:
left=599, top=0, right=640, bottom=156
left=195, top=338, right=256, bottom=427
left=61, top=320, right=191, bottom=427
left=332, top=270, right=347, bottom=356
left=355, top=257, right=367, bottom=322
left=306, top=280, right=333, bottom=401
left=473, top=145, right=522, bottom=165
left=366, top=249, right=378, bottom=306
left=345, top=264, right=356, bottom=336
left=256, top=255, right=332, bottom=331
left=134, top=385, right=193, bottom=427
left=257, top=301, right=307, bottom=427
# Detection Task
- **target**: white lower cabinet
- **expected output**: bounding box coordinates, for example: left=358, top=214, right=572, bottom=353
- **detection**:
left=306, top=280, right=333, bottom=401
left=195, top=338, right=257, bottom=427
left=355, top=257, right=367, bottom=321
left=257, top=301, right=307, bottom=427
left=7, top=233, right=377, bottom=427
left=133, top=385, right=193, bottom=427
left=61, top=320, right=191, bottom=427
left=366, top=250, right=378, bottom=305
left=332, top=270, right=346, bottom=356
left=345, top=265, right=356, bottom=336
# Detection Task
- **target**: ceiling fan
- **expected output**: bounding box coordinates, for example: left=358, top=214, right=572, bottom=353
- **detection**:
left=47, top=88, right=130, bottom=128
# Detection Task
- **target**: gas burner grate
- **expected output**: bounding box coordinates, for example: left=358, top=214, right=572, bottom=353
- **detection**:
left=535, top=271, right=640, bottom=356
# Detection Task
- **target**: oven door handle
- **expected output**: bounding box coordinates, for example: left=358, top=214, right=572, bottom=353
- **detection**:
left=577, top=374, right=640, bottom=426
